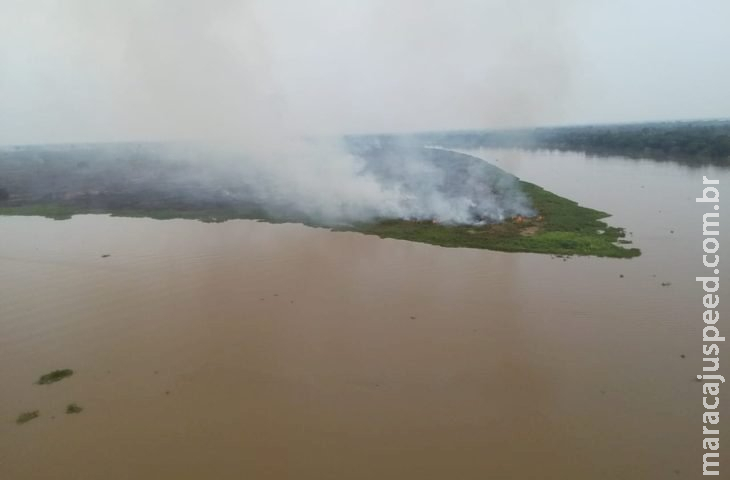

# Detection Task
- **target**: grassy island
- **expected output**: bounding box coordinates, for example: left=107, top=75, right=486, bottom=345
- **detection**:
left=0, top=144, right=639, bottom=258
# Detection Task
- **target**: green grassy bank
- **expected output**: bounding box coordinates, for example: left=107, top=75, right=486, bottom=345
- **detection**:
left=0, top=181, right=640, bottom=258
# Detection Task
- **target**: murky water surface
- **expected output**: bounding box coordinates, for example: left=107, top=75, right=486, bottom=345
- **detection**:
left=0, top=149, right=727, bottom=479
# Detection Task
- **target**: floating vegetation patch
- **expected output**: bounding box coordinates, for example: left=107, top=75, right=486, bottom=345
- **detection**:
left=37, top=369, right=74, bottom=385
left=16, top=410, right=39, bottom=424
left=66, top=403, right=83, bottom=414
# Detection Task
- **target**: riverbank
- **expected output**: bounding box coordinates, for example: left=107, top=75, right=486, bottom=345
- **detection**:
left=0, top=180, right=640, bottom=258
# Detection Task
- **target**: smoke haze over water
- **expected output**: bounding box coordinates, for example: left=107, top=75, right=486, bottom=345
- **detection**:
left=0, top=0, right=582, bottom=143
left=1, top=1, right=728, bottom=223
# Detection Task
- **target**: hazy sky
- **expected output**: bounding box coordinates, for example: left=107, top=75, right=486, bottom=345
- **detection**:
left=1, top=0, right=728, bottom=145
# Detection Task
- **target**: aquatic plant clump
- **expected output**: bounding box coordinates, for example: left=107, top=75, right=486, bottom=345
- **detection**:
left=37, top=369, right=74, bottom=385
left=66, top=403, right=83, bottom=414
left=16, top=410, right=39, bottom=424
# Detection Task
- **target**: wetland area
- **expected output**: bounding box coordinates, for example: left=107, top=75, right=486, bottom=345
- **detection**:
left=1, top=149, right=725, bottom=479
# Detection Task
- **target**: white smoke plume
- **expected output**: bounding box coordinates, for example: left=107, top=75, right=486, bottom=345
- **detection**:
left=0, top=0, right=574, bottom=224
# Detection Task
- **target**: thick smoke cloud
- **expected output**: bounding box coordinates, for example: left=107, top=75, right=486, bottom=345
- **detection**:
left=0, top=0, right=574, bottom=224
left=178, top=139, right=533, bottom=225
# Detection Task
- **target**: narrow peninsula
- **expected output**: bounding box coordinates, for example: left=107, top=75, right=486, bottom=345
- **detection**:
left=0, top=144, right=639, bottom=258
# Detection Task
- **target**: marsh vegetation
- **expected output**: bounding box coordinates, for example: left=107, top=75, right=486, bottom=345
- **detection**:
left=0, top=144, right=638, bottom=257
left=15, top=410, right=39, bottom=425
left=37, top=369, right=74, bottom=385
left=355, top=181, right=639, bottom=258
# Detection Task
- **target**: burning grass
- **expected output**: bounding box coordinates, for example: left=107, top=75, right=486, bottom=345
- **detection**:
left=0, top=147, right=639, bottom=258
left=0, top=182, right=639, bottom=258
left=353, top=181, right=640, bottom=258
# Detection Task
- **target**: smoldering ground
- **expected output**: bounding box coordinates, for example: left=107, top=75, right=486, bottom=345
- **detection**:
left=185, top=139, right=535, bottom=225
left=0, top=141, right=533, bottom=225
left=0, top=0, right=577, bottom=224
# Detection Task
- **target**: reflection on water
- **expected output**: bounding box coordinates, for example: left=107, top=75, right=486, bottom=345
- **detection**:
left=0, top=150, right=727, bottom=479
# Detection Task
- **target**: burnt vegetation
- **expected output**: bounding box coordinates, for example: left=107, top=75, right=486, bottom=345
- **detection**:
left=0, top=142, right=639, bottom=257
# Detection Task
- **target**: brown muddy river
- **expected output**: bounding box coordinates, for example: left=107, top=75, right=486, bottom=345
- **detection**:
left=0, top=150, right=727, bottom=479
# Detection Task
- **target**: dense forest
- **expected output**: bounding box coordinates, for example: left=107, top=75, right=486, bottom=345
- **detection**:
left=400, top=120, right=730, bottom=166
